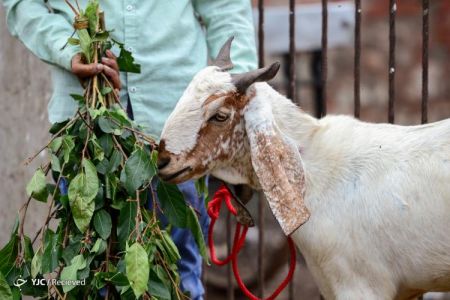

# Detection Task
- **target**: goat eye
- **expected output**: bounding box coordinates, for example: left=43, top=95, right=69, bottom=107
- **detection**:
left=210, top=112, right=229, bottom=123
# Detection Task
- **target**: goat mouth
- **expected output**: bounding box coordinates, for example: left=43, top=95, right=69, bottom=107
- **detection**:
left=159, top=166, right=192, bottom=182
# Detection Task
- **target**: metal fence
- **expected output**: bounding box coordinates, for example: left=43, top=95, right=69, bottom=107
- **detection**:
left=204, top=0, right=434, bottom=299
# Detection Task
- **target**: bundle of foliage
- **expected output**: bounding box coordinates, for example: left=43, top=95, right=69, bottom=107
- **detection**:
left=0, top=1, right=207, bottom=299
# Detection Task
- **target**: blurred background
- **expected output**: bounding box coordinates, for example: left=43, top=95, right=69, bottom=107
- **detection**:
left=0, top=0, right=449, bottom=299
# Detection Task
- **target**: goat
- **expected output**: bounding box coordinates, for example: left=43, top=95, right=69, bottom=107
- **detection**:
left=157, top=37, right=450, bottom=300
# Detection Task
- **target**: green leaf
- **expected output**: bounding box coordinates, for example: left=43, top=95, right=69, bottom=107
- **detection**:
left=50, top=154, right=61, bottom=172
left=49, top=136, right=63, bottom=153
left=125, top=243, right=149, bottom=298
left=77, top=28, right=92, bottom=63
left=117, top=45, right=141, bottom=73
left=62, top=136, right=75, bottom=163
left=108, top=272, right=129, bottom=286
left=96, top=158, right=109, bottom=175
left=117, top=201, right=137, bottom=249
left=94, top=271, right=129, bottom=289
left=105, top=174, right=118, bottom=201
left=0, top=235, right=18, bottom=277
left=98, top=134, right=113, bottom=157
left=67, top=37, right=80, bottom=45
left=89, top=136, right=105, bottom=161
left=160, top=231, right=181, bottom=263
left=49, top=120, right=70, bottom=135
left=121, top=148, right=156, bottom=194
left=84, top=0, right=99, bottom=34
left=90, top=238, right=107, bottom=255
left=72, top=196, right=95, bottom=233
left=10, top=287, right=20, bottom=300
left=98, top=116, right=123, bottom=135
left=186, top=206, right=208, bottom=263
left=60, top=254, right=86, bottom=293
left=68, top=159, right=99, bottom=232
left=148, top=270, right=171, bottom=300
left=26, top=169, right=48, bottom=202
left=93, top=31, right=110, bottom=42
left=93, top=209, right=112, bottom=239
left=195, top=176, right=209, bottom=200
left=109, top=108, right=132, bottom=126
left=88, top=106, right=106, bottom=120
left=100, top=87, right=112, bottom=95
left=0, top=272, right=12, bottom=300
left=62, top=237, right=82, bottom=265
left=23, top=235, right=34, bottom=261
left=31, top=247, right=43, bottom=278
left=41, top=229, right=60, bottom=274
left=157, top=182, right=188, bottom=227
left=68, top=159, right=99, bottom=203
left=108, top=149, right=122, bottom=173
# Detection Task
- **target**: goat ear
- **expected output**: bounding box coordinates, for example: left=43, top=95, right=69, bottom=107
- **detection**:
left=232, top=62, right=280, bottom=94
left=244, top=99, right=310, bottom=235
left=212, top=36, right=234, bottom=71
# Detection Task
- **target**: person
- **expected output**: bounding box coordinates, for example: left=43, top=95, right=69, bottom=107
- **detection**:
left=2, top=0, right=257, bottom=299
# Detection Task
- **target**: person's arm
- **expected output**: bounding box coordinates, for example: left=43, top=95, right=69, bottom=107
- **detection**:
left=192, top=0, right=258, bottom=73
left=3, top=0, right=80, bottom=71
left=3, top=0, right=121, bottom=88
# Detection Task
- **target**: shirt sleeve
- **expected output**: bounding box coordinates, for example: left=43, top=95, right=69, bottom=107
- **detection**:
left=2, top=0, right=80, bottom=71
left=192, top=0, right=258, bottom=73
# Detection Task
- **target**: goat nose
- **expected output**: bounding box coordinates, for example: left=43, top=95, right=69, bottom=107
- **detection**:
left=157, top=156, right=171, bottom=170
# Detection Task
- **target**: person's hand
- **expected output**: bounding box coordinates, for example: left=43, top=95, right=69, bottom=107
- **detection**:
left=71, top=50, right=121, bottom=91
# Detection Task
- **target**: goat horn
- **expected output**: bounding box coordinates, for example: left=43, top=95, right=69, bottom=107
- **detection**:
left=212, top=36, right=234, bottom=71
left=232, top=62, right=281, bottom=94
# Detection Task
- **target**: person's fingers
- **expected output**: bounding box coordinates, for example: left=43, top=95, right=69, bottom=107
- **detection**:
left=103, top=65, right=121, bottom=90
left=72, top=59, right=104, bottom=78
left=106, top=50, right=117, bottom=60
left=101, top=57, right=119, bottom=73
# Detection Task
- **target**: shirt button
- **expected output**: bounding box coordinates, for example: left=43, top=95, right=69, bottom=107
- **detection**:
left=126, top=5, right=133, bottom=11
left=127, top=46, right=134, bottom=52
left=130, top=87, right=137, bottom=93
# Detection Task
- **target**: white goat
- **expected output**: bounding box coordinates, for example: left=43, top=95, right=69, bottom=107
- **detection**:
left=157, top=37, right=450, bottom=300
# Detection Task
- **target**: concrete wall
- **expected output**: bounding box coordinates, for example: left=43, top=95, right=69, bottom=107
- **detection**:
left=0, top=7, right=49, bottom=246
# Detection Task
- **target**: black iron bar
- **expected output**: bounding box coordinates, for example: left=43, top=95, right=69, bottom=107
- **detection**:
left=312, top=51, right=325, bottom=118
left=258, top=194, right=265, bottom=298
left=354, top=0, right=361, bottom=118
left=258, top=1, right=265, bottom=297
left=288, top=0, right=296, bottom=298
left=321, top=0, right=328, bottom=116
left=288, top=0, right=296, bottom=103
left=227, top=213, right=234, bottom=300
left=421, top=0, right=429, bottom=124
left=388, top=0, right=396, bottom=123
left=258, top=0, right=265, bottom=68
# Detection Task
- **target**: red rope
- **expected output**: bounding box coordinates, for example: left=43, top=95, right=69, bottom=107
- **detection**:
left=207, top=184, right=297, bottom=300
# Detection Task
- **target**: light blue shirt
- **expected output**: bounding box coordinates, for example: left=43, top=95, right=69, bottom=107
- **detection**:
left=3, top=0, right=258, bottom=138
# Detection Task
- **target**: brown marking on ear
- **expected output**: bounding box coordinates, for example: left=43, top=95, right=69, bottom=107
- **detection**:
left=251, top=131, right=310, bottom=235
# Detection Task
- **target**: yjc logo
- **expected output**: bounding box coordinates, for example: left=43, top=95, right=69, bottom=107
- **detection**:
left=13, top=276, right=27, bottom=291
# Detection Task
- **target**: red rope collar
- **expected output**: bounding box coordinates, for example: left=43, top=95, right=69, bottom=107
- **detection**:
left=207, top=184, right=297, bottom=300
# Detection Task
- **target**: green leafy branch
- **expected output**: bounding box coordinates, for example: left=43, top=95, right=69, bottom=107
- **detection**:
left=0, top=1, right=207, bottom=299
